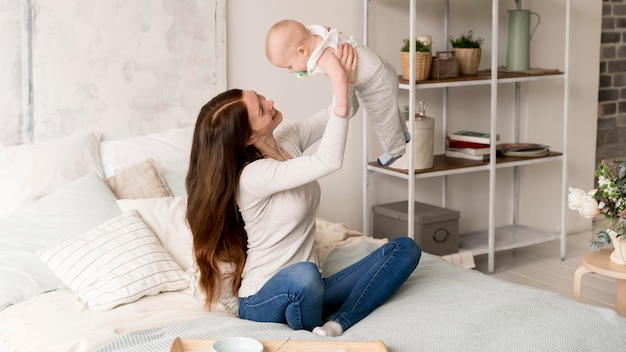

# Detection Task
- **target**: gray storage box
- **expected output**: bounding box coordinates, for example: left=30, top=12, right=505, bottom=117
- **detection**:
left=372, top=201, right=460, bottom=256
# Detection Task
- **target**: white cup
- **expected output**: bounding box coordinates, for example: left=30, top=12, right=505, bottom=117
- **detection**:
left=212, top=337, right=263, bottom=352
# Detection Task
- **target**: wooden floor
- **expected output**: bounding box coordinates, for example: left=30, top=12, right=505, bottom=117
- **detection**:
left=473, top=218, right=619, bottom=311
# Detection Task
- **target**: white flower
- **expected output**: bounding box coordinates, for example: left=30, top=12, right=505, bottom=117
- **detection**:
left=578, top=193, right=599, bottom=219
left=597, top=176, right=611, bottom=188
left=568, top=187, right=587, bottom=210
left=568, top=187, right=598, bottom=218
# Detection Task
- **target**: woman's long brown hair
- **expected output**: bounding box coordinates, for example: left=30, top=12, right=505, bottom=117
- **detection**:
left=186, top=89, right=262, bottom=309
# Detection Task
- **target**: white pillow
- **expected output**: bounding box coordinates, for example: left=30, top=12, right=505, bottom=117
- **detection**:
left=0, top=131, right=103, bottom=218
left=116, top=196, right=193, bottom=270
left=0, top=172, right=121, bottom=311
left=163, top=170, right=187, bottom=197
left=38, top=210, right=189, bottom=311
left=100, top=127, right=193, bottom=195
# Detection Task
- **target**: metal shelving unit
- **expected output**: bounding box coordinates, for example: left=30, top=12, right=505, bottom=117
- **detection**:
left=363, top=0, right=571, bottom=272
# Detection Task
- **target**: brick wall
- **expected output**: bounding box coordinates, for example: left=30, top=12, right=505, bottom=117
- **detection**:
left=598, top=0, right=626, bottom=164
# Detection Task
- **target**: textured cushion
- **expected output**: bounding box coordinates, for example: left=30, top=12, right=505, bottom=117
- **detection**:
left=116, top=196, right=192, bottom=270
left=0, top=173, right=121, bottom=311
left=105, top=158, right=172, bottom=199
left=0, top=131, right=103, bottom=218
left=38, top=210, right=189, bottom=311
left=100, top=127, right=193, bottom=195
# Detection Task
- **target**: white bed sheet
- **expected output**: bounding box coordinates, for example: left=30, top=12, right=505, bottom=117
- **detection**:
left=0, top=288, right=217, bottom=352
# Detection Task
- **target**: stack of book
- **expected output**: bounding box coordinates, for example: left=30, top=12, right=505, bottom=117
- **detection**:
left=445, top=130, right=499, bottom=160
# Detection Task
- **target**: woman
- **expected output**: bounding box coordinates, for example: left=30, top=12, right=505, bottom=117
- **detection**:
left=186, top=44, right=421, bottom=337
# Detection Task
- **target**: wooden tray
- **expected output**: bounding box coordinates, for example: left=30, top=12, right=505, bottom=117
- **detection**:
left=169, top=337, right=388, bottom=352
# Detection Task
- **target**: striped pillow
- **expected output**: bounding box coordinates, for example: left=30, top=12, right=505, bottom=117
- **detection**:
left=38, top=210, right=188, bottom=311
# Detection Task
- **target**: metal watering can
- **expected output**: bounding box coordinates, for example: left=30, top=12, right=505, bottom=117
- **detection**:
left=506, top=9, right=541, bottom=71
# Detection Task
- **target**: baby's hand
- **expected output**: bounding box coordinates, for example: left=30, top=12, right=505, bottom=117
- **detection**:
left=334, top=104, right=349, bottom=118
left=335, top=43, right=358, bottom=83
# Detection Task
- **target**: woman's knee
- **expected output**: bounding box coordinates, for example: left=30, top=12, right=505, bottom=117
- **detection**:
left=282, top=262, right=324, bottom=294
left=391, top=237, right=422, bottom=264
left=283, top=261, right=320, bottom=277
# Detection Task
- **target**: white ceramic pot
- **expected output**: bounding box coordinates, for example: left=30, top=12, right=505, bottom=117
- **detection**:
left=608, top=230, right=626, bottom=265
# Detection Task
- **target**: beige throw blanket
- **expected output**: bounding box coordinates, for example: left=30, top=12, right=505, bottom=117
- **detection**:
left=315, top=218, right=474, bottom=269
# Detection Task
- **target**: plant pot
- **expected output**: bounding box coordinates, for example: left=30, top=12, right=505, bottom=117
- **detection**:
left=452, top=48, right=481, bottom=75
left=608, top=230, right=626, bottom=265
left=400, top=51, right=432, bottom=81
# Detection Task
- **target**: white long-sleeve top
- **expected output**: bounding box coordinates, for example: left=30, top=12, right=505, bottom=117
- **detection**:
left=237, top=100, right=353, bottom=298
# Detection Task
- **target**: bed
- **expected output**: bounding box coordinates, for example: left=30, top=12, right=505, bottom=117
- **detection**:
left=1, top=128, right=625, bottom=352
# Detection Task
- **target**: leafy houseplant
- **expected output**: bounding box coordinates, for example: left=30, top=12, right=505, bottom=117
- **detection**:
left=401, top=38, right=432, bottom=53
left=449, top=30, right=484, bottom=49
left=569, top=160, right=626, bottom=265
left=448, top=30, right=484, bottom=75
left=399, top=38, right=432, bottom=81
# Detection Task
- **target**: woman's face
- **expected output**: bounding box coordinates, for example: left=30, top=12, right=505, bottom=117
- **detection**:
left=243, top=90, right=282, bottom=140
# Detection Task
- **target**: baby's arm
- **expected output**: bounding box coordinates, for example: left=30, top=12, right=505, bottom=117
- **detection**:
left=317, top=47, right=349, bottom=117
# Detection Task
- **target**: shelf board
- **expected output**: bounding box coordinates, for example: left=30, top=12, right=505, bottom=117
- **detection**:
left=460, top=224, right=560, bottom=256
left=399, top=69, right=565, bottom=90
left=367, top=151, right=563, bottom=179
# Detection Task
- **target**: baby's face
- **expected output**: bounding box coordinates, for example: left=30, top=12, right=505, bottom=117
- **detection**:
left=268, top=43, right=309, bottom=76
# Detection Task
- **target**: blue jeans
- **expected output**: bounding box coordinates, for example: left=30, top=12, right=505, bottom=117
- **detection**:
left=238, top=237, right=421, bottom=332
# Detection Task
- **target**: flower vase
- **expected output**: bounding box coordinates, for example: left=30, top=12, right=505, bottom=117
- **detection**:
left=608, top=230, right=626, bottom=265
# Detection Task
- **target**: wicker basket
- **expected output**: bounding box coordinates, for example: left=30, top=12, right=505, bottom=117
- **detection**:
left=430, top=51, right=458, bottom=79
left=400, top=51, right=432, bottom=81
left=452, top=48, right=481, bottom=75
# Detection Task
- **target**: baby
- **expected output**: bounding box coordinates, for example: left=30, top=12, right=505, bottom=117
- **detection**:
left=265, top=19, right=410, bottom=166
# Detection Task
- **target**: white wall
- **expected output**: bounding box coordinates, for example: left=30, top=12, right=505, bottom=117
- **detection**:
left=0, top=1, right=24, bottom=146
left=0, top=0, right=226, bottom=145
left=227, top=0, right=601, bottom=236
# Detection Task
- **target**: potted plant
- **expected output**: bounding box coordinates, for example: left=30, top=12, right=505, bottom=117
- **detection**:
left=568, top=160, right=626, bottom=265
left=449, top=30, right=484, bottom=75
left=400, top=38, right=432, bottom=81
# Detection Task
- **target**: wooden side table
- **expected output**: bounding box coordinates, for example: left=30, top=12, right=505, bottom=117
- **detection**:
left=573, top=248, right=626, bottom=316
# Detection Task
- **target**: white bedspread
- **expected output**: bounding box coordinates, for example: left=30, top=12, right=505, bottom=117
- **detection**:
left=2, top=229, right=626, bottom=352
left=0, top=288, right=215, bottom=352
left=95, top=250, right=626, bottom=352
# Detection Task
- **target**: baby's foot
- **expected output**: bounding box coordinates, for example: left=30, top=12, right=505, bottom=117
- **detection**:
left=404, top=131, right=411, bottom=143
left=377, top=152, right=403, bottom=167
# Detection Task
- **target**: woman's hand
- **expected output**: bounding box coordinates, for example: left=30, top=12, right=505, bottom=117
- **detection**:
left=335, top=43, right=358, bottom=84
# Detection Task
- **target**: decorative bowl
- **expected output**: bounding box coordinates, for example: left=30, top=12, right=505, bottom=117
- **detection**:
left=212, top=337, right=263, bottom=352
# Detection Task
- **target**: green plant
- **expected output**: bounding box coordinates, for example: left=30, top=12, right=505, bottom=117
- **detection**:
left=401, top=38, right=431, bottom=52
left=449, top=30, right=484, bottom=49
